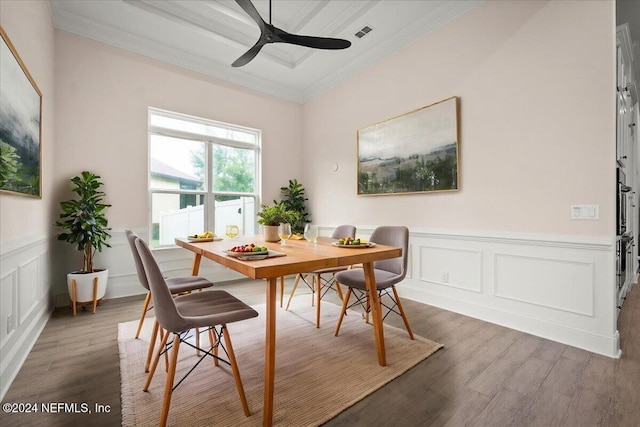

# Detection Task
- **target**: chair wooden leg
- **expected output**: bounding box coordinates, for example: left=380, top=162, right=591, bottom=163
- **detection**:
left=159, top=334, right=181, bottom=427
left=310, top=275, right=316, bottom=307
left=163, top=329, right=169, bottom=373
left=223, top=326, right=251, bottom=417
left=333, top=278, right=344, bottom=302
left=136, top=292, right=152, bottom=339
left=285, top=273, right=302, bottom=310
left=315, top=274, right=322, bottom=328
left=209, top=328, right=219, bottom=367
left=335, top=288, right=351, bottom=336
left=392, top=286, right=414, bottom=339
left=145, top=319, right=160, bottom=373
left=144, top=326, right=171, bottom=391
left=195, top=327, right=200, bottom=357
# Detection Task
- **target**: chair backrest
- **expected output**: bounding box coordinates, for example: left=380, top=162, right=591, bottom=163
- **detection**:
left=332, top=225, right=356, bottom=239
left=125, top=229, right=150, bottom=291
left=369, top=226, right=409, bottom=279
left=135, top=237, right=186, bottom=333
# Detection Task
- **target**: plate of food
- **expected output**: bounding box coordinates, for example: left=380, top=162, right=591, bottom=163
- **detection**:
left=187, top=231, right=217, bottom=242
left=224, top=243, right=269, bottom=257
left=332, top=237, right=376, bottom=248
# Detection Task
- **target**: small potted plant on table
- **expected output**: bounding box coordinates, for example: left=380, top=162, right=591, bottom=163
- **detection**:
left=54, top=171, right=112, bottom=315
left=257, top=203, right=299, bottom=242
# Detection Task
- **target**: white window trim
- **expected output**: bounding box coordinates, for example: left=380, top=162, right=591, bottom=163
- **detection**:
left=147, top=108, right=262, bottom=248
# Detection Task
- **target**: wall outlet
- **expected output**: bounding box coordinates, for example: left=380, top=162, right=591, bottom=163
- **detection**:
left=441, top=272, right=449, bottom=283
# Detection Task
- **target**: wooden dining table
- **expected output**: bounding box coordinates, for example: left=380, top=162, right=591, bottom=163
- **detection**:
left=175, top=235, right=402, bottom=426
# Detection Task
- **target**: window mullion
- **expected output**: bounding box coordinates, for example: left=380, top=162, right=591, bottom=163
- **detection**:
left=206, top=141, right=215, bottom=232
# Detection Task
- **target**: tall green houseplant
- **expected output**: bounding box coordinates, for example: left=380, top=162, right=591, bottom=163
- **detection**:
left=278, top=179, right=310, bottom=234
left=54, top=171, right=112, bottom=273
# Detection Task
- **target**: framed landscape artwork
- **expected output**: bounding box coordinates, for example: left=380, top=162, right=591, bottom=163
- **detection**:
left=0, top=25, right=42, bottom=198
left=357, top=96, right=459, bottom=196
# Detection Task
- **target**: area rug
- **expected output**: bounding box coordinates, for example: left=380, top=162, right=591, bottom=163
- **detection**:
left=118, top=298, right=442, bottom=426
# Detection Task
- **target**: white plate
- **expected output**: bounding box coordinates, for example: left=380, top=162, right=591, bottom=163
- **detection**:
left=331, top=242, right=377, bottom=248
left=187, top=237, right=214, bottom=242
left=224, top=250, right=269, bottom=257
left=237, top=254, right=269, bottom=261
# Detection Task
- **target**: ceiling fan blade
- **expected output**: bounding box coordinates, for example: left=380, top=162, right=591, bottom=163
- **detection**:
left=232, top=39, right=266, bottom=67
left=235, top=0, right=266, bottom=32
left=278, top=31, right=351, bottom=50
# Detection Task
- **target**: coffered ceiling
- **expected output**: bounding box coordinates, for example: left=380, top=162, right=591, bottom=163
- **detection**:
left=49, top=0, right=483, bottom=103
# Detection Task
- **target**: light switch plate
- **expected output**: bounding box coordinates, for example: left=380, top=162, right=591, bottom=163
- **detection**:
left=571, top=204, right=599, bottom=220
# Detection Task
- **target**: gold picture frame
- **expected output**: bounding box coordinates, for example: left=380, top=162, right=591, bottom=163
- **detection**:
left=357, top=96, right=459, bottom=196
left=0, top=25, right=43, bottom=198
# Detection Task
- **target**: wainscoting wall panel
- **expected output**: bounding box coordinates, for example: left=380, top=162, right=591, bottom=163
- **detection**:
left=0, top=271, right=17, bottom=348
left=419, top=245, right=483, bottom=293
left=493, top=253, right=594, bottom=316
left=399, top=229, right=619, bottom=358
left=18, top=257, right=40, bottom=325
left=0, top=234, right=52, bottom=401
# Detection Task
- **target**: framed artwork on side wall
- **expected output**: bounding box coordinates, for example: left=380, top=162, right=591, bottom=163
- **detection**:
left=357, top=96, right=459, bottom=196
left=0, top=25, right=42, bottom=198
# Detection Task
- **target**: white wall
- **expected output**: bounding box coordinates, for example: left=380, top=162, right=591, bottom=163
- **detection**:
left=51, top=30, right=304, bottom=295
left=303, top=0, right=614, bottom=236
left=302, top=0, right=620, bottom=357
left=0, top=0, right=55, bottom=401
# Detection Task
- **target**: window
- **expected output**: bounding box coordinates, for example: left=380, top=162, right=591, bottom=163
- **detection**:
left=148, top=108, right=260, bottom=247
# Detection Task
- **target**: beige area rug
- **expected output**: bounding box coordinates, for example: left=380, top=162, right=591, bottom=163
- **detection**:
left=118, top=298, right=442, bottom=426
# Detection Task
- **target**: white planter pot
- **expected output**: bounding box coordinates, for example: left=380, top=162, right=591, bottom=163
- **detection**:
left=263, top=225, right=281, bottom=242
left=67, top=269, right=108, bottom=315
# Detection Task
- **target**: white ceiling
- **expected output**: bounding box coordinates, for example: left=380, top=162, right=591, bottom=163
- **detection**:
left=49, top=0, right=483, bottom=103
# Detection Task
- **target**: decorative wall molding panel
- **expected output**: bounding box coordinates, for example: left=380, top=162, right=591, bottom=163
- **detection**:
left=399, top=229, right=618, bottom=358
left=493, top=253, right=594, bottom=316
left=0, top=234, right=52, bottom=401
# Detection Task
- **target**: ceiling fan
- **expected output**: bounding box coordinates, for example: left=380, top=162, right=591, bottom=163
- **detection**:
left=232, top=0, right=351, bottom=67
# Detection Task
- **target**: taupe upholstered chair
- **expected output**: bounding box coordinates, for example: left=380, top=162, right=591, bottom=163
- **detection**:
left=135, top=237, right=258, bottom=427
left=285, top=225, right=356, bottom=328
left=125, top=229, right=214, bottom=371
left=334, top=226, right=414, bottom=339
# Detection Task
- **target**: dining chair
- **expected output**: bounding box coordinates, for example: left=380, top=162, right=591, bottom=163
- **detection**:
left=285, top=224, right=356, bottom=328
left=334, top=226, right=414, bottom=339
left=135, top=237, right=258, bottom=427
left=125, top=229, right=214, bottom=371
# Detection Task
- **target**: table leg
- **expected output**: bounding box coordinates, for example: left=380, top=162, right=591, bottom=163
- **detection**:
left=190, top=253, right=202, bottom=276
left=363, top=261, right=386, bottom=366
left=263, top=277, right=277, bottom=426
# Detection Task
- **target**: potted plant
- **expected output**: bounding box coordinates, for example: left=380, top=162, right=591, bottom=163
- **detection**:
left=54, top=171, right=112, bottom=314
left=257, top=203, right=299, bottom=242
left=278, top=179, right=310, bottom=234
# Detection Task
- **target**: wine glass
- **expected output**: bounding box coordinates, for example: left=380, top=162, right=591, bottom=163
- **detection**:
left=225, top=224, right=239, bottom=239
left=278, top=223, right=292, bottom=245
left=303, top=224, right=318, bottom=243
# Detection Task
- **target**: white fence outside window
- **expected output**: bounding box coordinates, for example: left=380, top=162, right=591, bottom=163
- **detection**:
left=158, top=199, right=256, bottom=245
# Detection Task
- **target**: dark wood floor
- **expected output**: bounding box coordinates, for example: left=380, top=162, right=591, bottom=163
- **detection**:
left=1, top=278, right=638, bottom=426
